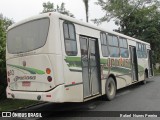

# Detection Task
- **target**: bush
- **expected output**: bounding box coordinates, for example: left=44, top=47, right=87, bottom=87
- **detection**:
left=0, top=14, right=13, bottom=101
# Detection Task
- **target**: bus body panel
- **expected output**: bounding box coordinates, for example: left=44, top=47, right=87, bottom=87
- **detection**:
left=128, top=39, right=149, bottom=82
left=59, top=19, right=84, bottom=101
left=48, top=54, right=64, bottom=86
left=6, top=84, right=66, bottom=102
left=7, top=54, right=55, bottom=91
left=60, top=19, right=102, bottom=100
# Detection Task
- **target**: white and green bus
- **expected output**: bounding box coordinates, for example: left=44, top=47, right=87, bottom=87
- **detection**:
left=6, top=12, right=153, bottom=102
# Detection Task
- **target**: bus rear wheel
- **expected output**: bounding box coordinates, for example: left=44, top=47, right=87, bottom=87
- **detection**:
left=104, top=77, right=116, bottom=101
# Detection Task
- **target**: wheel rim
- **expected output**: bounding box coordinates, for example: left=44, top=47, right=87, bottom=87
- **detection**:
left=108, top=82, right=114, bottom=96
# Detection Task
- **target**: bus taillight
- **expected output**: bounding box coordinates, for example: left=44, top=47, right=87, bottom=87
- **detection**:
left=47, top=76, right=52, bottom=82
left=46, top=68, right=51, bottom=74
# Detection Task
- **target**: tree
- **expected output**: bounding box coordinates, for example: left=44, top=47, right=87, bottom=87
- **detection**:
left=57, top=3, right=74, bottom=17
left=95, top=0, right=160, bottom=63
left=42, top=1, right=54, bottom=13
left=0, top=14, right=13, bottom=79
left=0, top=14, right=13, bottom=99
left=42, top=2, right=74, bottom=17
left=83, top=0, right=89, bottom=22
left=95, top=0, right=160, bottom=22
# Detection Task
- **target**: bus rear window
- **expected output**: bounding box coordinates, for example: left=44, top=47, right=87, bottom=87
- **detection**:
left=7, top=18, right=49, bottom=54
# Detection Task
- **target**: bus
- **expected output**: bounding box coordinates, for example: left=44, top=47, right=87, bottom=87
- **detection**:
left=6, top=12, right=153, bottom=102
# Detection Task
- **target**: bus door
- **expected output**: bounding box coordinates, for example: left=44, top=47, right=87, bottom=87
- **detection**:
left=129, top=46, right=138, bottom=82
left=147, top=50, right=153, bottom=76
left=80, top=36, right=101, bottom=98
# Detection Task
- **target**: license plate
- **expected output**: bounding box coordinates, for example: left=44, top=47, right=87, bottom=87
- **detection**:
left=22, top=81, right=31, bottom=86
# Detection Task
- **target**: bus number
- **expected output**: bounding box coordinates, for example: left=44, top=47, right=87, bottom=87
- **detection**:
left=8, top=70, right=14, bottom=76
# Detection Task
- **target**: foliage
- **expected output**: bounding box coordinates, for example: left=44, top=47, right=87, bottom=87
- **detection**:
left=94, top=0, right=160, bottom=22
left=42, top=1, right=74, bottom=17
left=0, top=14, right=13, bottom=81
left=83, top=0, right=89, bottom=22
left=42, top=1, right=54, bottom=13
left=95, top=0, right=160, bottom=63
left=0, top=14, right=13, bottom=100
left=0, top=99, right=39, bottom=111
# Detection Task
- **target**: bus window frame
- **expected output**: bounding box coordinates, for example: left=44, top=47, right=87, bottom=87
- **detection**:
left=63, top=21, right=78, bottom=56
left=119, top=37, right=129, bottom=58
left=100, top=32, right=109, bottom=57
left=108, top=34, right=120, bottom=57
left=7, top=17, right=50, bottom=54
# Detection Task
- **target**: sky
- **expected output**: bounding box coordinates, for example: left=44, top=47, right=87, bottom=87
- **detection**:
left=0, top=0, right=118, bottom=30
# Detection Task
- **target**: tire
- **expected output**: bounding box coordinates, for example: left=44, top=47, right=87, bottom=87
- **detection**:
left=104, top=77, right=116, bottom=101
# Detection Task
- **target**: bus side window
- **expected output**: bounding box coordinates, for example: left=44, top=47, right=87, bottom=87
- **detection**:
left=63, top=22, right=77, bottom=56
left=142, top=44, right=147, bottom=58
left=100, top=32, right=109, bottom=57
left=137, top=42, right=145, bottom=58
left=108, top=34, right=120, bottom=57
left=144, top=45, right=147, bottom=58
left=137, top=42, right=140, bottom=58
left=119, top=38, right=129, bottom=58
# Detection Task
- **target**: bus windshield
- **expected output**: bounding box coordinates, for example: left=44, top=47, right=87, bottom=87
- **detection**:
left=7, top=18, right=49, bottom=54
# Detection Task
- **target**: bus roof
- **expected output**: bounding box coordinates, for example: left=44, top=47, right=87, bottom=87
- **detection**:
left=8, top=12, right=150, bottom=45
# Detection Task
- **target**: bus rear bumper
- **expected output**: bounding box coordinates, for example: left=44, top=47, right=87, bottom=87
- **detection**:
left=6, top=84, right=65, bottom=102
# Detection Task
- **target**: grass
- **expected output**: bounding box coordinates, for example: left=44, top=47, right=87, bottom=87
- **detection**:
left=0, top=81, right=40, bottom=111
left=0, top=99, right=39, bottom=111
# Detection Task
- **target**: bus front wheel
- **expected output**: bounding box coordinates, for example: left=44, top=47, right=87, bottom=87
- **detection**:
left=104, top=77, right=116, bottom=101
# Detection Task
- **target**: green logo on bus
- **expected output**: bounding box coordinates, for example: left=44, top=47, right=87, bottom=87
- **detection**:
left=7, top=64, right=45, bottom=75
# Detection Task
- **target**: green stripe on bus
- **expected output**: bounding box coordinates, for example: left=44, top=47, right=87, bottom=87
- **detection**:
left=7, top=64, right=45, bottom=74
left=65, top=57, right=81, bottom=62
left=65, top=57, right=82, bottom=67
left=100, top=59, right=108, bottom=64
left=65, top=57, right=144, bottom=76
